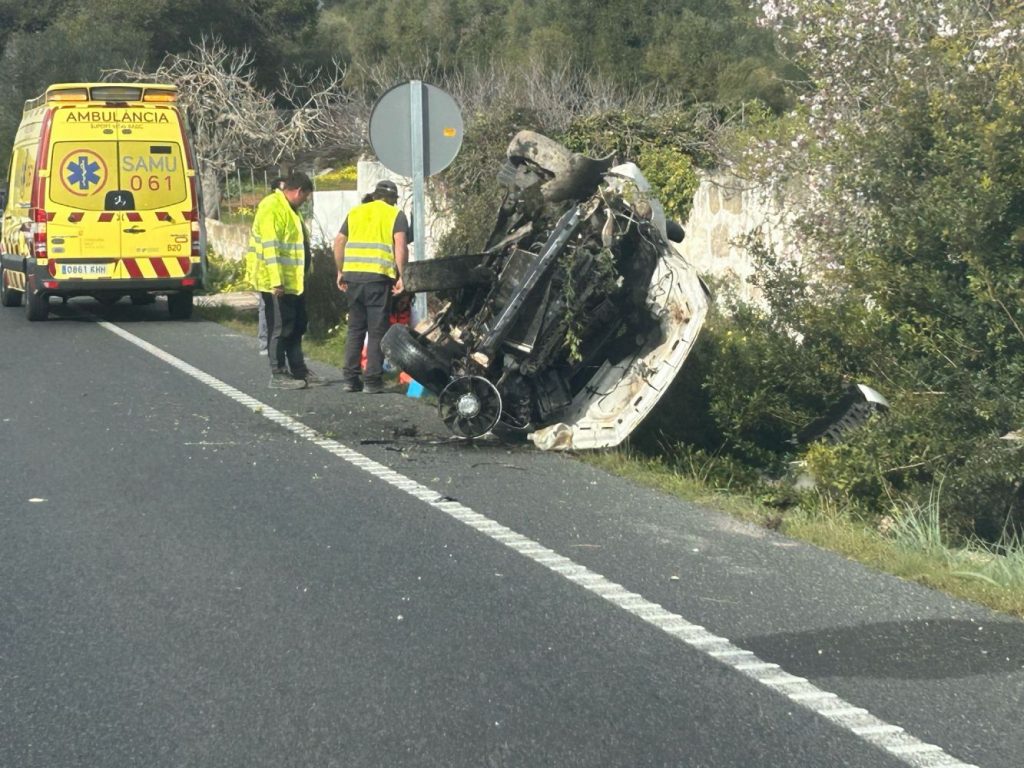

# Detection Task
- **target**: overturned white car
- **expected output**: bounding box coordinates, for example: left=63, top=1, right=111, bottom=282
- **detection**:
left=382, top=131, right=710, bottom=450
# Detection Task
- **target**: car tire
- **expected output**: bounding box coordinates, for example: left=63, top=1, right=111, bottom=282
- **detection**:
left=167, top=291, right=193, bottom=320
left=1, top=266, right=22, bottom=307
left=380, top=324, right=450, bottom=393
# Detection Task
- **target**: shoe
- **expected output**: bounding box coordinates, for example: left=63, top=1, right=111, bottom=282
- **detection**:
left=341, top=379, right=363, bottom=392
left=258, top=348, right=268, bottom=356
left=362, top=380, right=384, bottom=395
left=269, top=372, right=307, bottom=390
left=302, top=370, right=328, bottom=387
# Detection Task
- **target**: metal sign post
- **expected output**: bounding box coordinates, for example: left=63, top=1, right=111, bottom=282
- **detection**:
left=369, top=81, right=463, bottom=326
left=408, top=82, right=427, bottom=324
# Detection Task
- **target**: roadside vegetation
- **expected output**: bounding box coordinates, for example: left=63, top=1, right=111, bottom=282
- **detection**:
left=5, top=1, right=1021, bottom=614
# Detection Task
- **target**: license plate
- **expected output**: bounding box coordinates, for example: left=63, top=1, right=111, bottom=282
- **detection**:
left=56, top=262, right=112, bottom=277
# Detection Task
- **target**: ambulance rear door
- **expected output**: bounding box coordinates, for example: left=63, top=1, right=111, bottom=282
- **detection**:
left=46, top=112, right=121, bottom=272
left=116, top=127, right=193, bottom=272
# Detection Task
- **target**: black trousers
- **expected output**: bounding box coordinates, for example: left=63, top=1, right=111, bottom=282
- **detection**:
left=343, top=280, right=392, bottom=384
left=263, top=291, right=308, bottom=377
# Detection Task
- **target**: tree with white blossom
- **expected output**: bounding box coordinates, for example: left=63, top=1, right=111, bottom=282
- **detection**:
left=709, top=0, right=1024, bottom=535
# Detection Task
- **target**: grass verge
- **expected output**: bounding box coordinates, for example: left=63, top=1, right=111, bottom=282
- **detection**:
left=583, top=449, right=1024, bottom=618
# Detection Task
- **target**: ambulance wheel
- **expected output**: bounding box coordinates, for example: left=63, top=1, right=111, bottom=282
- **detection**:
left=24, top=280, right=48, bottom=321
left=167, top=291, right=193, bottom=320
left=0, top=267, right=21, bottom=307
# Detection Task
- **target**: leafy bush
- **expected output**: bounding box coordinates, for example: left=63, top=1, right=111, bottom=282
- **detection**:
left=635, top=145, right=700, bottom=222
left=203, top=248, right=249, bottom=294
left=304, top=245, right=348, bottom=341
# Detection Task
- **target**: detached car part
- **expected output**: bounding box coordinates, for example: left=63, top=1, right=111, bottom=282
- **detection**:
left=381, top=131, right=710, bottom=450
left=796, top=383, right=890, bottom=445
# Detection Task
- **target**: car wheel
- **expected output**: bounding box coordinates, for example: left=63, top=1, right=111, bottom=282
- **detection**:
left=167, top=292, right=193, bottom=320
left=380, top=324, right=450, bottom=393
left=1, top=266, right=22, bottom=307
left=438, top=376, right=503, bottom=439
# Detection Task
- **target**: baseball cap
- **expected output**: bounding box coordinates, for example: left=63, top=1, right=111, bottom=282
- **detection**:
left=374, top=179, right=398, bottom=196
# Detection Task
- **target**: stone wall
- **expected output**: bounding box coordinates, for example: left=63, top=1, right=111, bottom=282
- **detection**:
left=205, top=219, right=250, bottom=261
left=676, top=171, right=799, bottom=305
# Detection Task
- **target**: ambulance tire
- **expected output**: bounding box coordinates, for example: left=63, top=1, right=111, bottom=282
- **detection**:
left=24, top=278, right=48, bottom=321
left=167, top=291, right=193, bottom=320
left=1, top=267, right=21, bottom=307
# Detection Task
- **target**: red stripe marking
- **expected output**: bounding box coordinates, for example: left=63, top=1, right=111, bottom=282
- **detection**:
left=177, top=257, right=191, bottom=274
left=156, top=211, right=171, bottom=222
left=151, top=258, right=170, bottom=278
left=68, top=212, right=83, bottom=223
left=99, top=213, right=114, bottom=222
left=123, top=259, right=143, bottom=278
left=125, top=212, right=142, bottom=222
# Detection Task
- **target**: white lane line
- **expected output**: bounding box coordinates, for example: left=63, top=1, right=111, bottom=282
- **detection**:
left=101, top=320, right=980, bottom=768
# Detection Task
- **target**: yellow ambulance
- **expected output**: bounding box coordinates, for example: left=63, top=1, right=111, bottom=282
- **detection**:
left=0, top=82, right=205, bottom=320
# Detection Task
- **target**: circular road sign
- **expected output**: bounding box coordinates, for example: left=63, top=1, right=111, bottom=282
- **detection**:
left=369, top=81, right=463, bottom=177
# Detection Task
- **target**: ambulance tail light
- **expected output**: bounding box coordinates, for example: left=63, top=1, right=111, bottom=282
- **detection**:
left=29, top=108, right=54, bottom=259
left=181, top=277, right=198, bottom=288
left=32, top=208, right=52, bottom=258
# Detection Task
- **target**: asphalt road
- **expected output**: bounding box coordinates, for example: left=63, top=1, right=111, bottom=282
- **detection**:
left=1, top=297, right=1021, bottom=768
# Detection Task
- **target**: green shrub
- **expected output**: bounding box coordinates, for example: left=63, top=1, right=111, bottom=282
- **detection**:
left=634, top=145, right=700, bottom=222
left=304, top=245, right=348, bottom=341
left=203, top=248, right=248, bottom=294
left=940, top=439, right=1024, bottom=542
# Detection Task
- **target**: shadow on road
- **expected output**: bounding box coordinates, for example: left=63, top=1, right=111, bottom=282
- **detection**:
left=741, top=618, right=1024, bottom=679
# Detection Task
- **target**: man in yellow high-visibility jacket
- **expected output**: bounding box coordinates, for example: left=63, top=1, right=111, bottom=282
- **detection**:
left=333, top=179, right=409, bottom=394
left=247, top=171, right=323, bottom=389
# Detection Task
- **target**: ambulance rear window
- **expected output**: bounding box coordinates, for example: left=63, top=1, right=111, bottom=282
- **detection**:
left=48, top=140, right=189, bottom=211
left=119, top=142, right=188, bottom=209
left=50, top=141, right=118, bottom=211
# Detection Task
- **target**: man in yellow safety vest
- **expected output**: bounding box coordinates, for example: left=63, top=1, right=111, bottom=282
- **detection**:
left=247, top=171, right=324, bottom=389
left=333, top=179, right=409, bottom=394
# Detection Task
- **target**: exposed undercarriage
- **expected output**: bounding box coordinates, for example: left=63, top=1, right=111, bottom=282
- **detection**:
left=382, top=131, right=710, bottom=450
